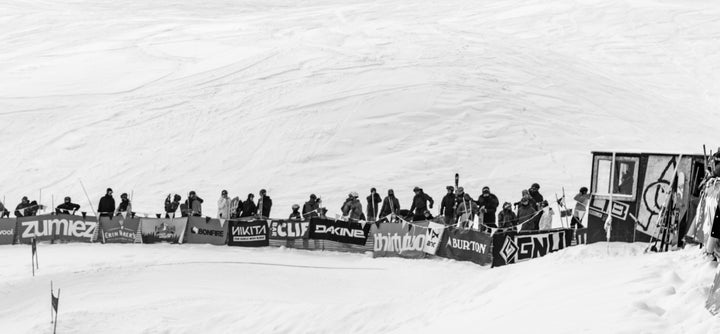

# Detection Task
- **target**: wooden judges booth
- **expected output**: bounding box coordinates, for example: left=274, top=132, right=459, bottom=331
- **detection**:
left=587, top=151, right=706, bottom=244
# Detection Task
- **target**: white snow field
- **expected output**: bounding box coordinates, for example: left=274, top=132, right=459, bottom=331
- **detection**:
left=2, top=0, right=720, bottom=333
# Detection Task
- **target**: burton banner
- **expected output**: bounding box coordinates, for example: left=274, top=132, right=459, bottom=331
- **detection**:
left=140, top=218, right=188, bottom=244
left=100, top=216, right=140, bottom=243
left=309, top=218, right=371, bottom=246
left=17, top=214, right=98, bottom=243
left=228, top=220, right=269, bottom=247
left=373, top=222, right=427, bottom=259
left=436, top=227, right=493, bottom=265
left=492, top=228, right=573, bottom=267
left=0, top=218, right=16, bottom=245
left=185, top=217, right=227, bottom=245
left=270, top=220, right=309, bottom=240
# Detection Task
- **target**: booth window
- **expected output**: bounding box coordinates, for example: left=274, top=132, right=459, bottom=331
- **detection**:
left=593, top=155, right=639, bottom=200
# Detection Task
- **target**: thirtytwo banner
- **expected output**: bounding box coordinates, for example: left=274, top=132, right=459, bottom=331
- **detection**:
left=308, top=218, right=371, bottom=246
left=372, top=222, right=427, bottom=259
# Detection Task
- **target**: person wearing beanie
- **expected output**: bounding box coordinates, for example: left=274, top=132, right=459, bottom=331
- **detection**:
left=409, top=187, right=434, bottom=221
left=498, top=202, right=518, bottom=230
left=528, top=183, right=544, bottom=210
left=56, top=196, right=81, bottom=215
left=341, top=192, right=364, bottom=220
left=257, top=189, right=272, bottom=218
left=302, top=194, right=321, bottom=220
left=117, top=193, right=132, bottom=216
left=238, top=193, right=257, bottom=218
left=476, top=186, right=500, bottom=227
left=440, top=186, right=457, bottom=225
left=14, top=196, right=34, bottom=217
left=185, top=190, right=204, bottom=217
left=366, top=188, right=382, bottom=222
left=379, top=189, right=400, bottom=218
left=165, top=194, right=182, bottom=218
left=217, top=190, right=231, bottom=220
left=289, top=204, right=302, bottom=220
left=98, top=188, right=115, bottom=217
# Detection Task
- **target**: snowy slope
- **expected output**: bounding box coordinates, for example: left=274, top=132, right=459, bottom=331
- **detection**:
left=0, top=244, right=719, bottom=333
left=1, top=0, right=719, bottom=216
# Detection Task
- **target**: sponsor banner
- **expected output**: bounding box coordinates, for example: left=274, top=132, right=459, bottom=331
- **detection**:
left=100, top=216, right=140, bottom=243
left=436, top=227, right=493, bottom=266
left=373, top=222, right=427, bottom=259
left=492, top=228, right=573, bottom=267
left=140, top=218, right=188, bottom=244
left=228, top=220, right=269, bottom=247
left=309, top=218, right=371, bottom=246
left=706, top=268, right=720, bottom=315
left=185, top=216, right=227, bottom=245
left=423, top=222, right=446, bottom=255
left=0, top=218, right=15, bottom=245
left=17, top=214, right=98, bottom=243
left=270, top=220, right=309, bottom=240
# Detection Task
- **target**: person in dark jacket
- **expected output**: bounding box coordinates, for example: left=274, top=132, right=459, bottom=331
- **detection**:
left=302, top=194, right=321, bottom=220
left=498, top=202, right=518, bottom=230
left=15, top=196, right=35, bottom=217
left=477, top=186, right=500, bottom=227
left=517, top=191, right=539, bottom=231
left=289, top=204, right=302, bottom=220
left=409, top=187, right=434, bottom=221
left=165, top=194, right=181, bottom=218
left=342, top=192, right=364, bottom=220
left=238, top=193, right=257, bottom=218
left=440, top=186, right=456, bottom=225
left=379, top=189, right=400, bottom=218
left=366, top=188, right=382, bottom=222
left=0, top=200, right=9, bottom=218
left=98, top=188, right=115, bottom=217
left=257, top=189, right=272, bottom=218
left=56, top=196, right=80, bottom=215
left=528, top=183, right=544, bottom=210
left=185, top=191, right=203, bottom=217
left=117, top=193, right=131, bottom=216
left=454, top=187, right=476, bottom=223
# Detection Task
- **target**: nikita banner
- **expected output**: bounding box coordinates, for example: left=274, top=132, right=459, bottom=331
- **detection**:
left=17, top=214, right=98, bottom=243
left=185, top=217, right=227, bottom=245
left=0, top=218, right=16, bottom=245
left=436, top=227, right=493, bottom=266
left=140, top=218, right=188, bottom=244
left=270, top=220, right=309, bottom=240
left=100, top=216, right=140, bottom=243
left=228, top=220, right=269, bottom=247
left=492, top=228, right=574, bottom=267
left=309, top=218, right=371, bottom=246
left=373, top=222, right=427, bottom=259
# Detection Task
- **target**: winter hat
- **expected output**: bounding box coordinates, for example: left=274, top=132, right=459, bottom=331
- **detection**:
left=580, top=187, right=588, bottom=194
left=189, top=190, right=196, bottom=196
left=503, top=202, right=512, bottom=209
left=413, top=186, right=421, bottom=192
left=221, top=190, right=228, bottom=196
left=388, top=189, right=394, bottom=195
left=260, top=189, right=267, bottom=195
left=106, top=188, right=113, bottom=193
left=446, top=186, right=454, bottom=191
left=121, top=193, right=128, bottom=199
left=292, top=204, right=300, bottom=210
left=64, top=196, right=71, bottom=202
left=522, top=189, right=530, bottom=196
left=310, top=194, right=317, bottom=200
left=457, top=187, right=465, bottom=193
left=371, top=187, right=377, bottom=193
left=531, top=183, right=540, bottom=190
left=482, top=186, right=490, bottom=193
left=174, top=194, right=181, bottom=201
left=350, top=191, right=359, bottom=198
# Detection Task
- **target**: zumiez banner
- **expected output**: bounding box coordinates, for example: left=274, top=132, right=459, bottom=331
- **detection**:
left=100, top=216, right=140, bottom=243
left=0, top=218, right=16, bottom=245
left=228, top=220, right=269, bottom=247
left=140, top=218, right=188, bottom=244
left=436, top=227, right=493, bottom=266
left=269, top=220, right=309, bottom=240
left=185, top=217, right=227, bottom=245
left=492, top=228, right=573, bottom=268
left=373, top=222, right=427, bottom=259
left=308, top=218, right=371, bottom=246
left=17, top=214, right=98, bottom=243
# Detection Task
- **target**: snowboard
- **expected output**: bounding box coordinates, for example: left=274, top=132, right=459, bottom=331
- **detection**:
left=229, top=197, right=240, bottom=218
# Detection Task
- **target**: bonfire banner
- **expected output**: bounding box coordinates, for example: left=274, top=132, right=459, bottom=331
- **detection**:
left=185, top=217, right=227, bottom=245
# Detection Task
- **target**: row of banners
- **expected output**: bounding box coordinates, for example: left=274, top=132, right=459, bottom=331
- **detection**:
left=0, top=214, right=587, bottom=268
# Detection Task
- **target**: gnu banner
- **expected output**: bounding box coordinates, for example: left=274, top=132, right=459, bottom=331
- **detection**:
left=373, top=222, right=427, bottom=259
left=436, top=227, right=493, bottom=266
left=100, top=216, right=140, bottom=243
left=17, top=214, right=98, bottom=243
left=228, top=220, right=269, bottom=247
left=140, top=218, right=188, bottom=244
left=309, top=218, right=371, bottom=246
left=186, top=217, right=227, bottom=245
left=270, top=220, right=309, bottom=240
left=492, top=228, right=573, bottom=267
left=0, top=218, right=15, bottom=245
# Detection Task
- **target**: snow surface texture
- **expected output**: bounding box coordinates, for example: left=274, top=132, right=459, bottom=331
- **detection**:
left=0, top=244, right=719, bottom=333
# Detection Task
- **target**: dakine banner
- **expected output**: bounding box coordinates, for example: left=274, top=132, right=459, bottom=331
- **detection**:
left=373, top=222, right=427, bottom=259
left=309, top=218, right=371, bottom=246
left=0, top=218, right=16, bottom=245
left=270, top=220, right=309, bottom=240
left=140, top=218, right=188, bottom=244
left=492, top=228, right=573, bottom=267
left=17, top=214, right=98, bottom=243
left=436, top=227, right=493, bottom=265
left=100, top=216, right=140, bottom=243
left=228, top=220, right=269, bottom=247
left=185, top=217, right=227, bottom=245
left=423, top=222, right=446, bottom=255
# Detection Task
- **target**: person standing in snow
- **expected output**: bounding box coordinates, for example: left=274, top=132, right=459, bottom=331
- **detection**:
left=538, top=200, right=554, bottom=230
left=302, top=194, right=321, bottom=220
left=408, top=187, right=434, bottom=221
left=572, top=187, right=590, bottom=228
left=98, top=188, right=115, bottom=218
left=238, top=193, right=257, bottom=218
left=217, top=190, right=231, bottom=219
left=165, top=194, right=181, bottom=218
left=14, top=196, right=33, bottom=217
left=379, top=189, right=400, bottom=219
left=516, top=190, right=539, bottom=231
left=257, top=189, right=272, bottom=218
left=528, top=183, right=544, bottom=210
left=366, top=188, right=382, bottom=222
left=289, top=204, right=302, bottom=220
left=440, top=186, right=457, bottom=225
left=55, top=196, right=80, bottom=215
left=186, top=191, right=204, bottom=217
left=342, top=192, right=364, bottom=220
left=476, top=186, right=500, bottom=228
left=454, top=187, right=476, bottom=226
left=498, top=202, right=518, bottom=230
left=0, top=200, right=8, bottom=218
left=117, top=193, right=132, bottom=217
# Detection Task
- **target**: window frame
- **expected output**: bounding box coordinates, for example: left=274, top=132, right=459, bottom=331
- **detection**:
left=592, top=155, right=639, bottom=201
